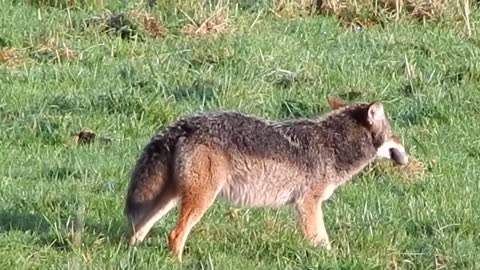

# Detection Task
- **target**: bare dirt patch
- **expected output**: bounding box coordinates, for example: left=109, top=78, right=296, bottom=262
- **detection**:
left=71, top=128, right=112, bottom=145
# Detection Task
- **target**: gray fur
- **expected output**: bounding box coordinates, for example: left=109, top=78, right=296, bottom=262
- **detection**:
left=126, top=101, right=400, bottom=217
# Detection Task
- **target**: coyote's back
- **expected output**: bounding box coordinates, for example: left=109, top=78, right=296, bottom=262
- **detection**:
left=124, top=96, right=409, bottom=261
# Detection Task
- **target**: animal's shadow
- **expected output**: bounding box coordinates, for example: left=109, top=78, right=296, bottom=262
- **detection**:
left=0, top=208, right=129, bottom=249
left=0, top=209, right=49, bottom=233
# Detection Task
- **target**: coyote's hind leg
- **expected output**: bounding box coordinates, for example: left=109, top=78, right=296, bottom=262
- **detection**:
left=168, top=147, right=228, bottom=261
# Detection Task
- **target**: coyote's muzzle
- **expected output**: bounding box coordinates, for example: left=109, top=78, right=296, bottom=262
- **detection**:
left=377, top=136, right=409, bottom=165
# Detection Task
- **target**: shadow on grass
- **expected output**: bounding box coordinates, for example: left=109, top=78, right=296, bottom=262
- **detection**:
left=0, top=209, right=49, bottom=233
left=0, top=208, right=130, bottom=251
left=0, top=208, right=73, bottom=251
left=85, top=218, right=129, bottom=244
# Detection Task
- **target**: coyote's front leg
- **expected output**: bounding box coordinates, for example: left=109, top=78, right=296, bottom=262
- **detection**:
left=296, top=184, right=336, bottom=250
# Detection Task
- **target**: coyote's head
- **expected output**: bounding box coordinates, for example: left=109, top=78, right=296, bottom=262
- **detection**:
left=327, top=96, right=409, bottom=166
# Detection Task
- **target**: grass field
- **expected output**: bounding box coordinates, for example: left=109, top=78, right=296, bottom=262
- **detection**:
left=1, top=0, right=480, bottom=269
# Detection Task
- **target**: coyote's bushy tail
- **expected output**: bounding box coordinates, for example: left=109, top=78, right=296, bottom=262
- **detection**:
left=124, top=123, right=191, bottom=224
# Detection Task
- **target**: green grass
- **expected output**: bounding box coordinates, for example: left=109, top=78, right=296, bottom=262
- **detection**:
left=1, top=0, right=480, bottom=269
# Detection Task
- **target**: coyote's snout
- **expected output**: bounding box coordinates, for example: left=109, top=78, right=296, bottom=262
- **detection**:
left=125, top=96, right=408, bottom=260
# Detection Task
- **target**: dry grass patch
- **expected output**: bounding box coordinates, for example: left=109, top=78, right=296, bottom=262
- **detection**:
left=0, top=48, right=26, bottom=67
left=30, top=34, right=76, bottom=63
left=381, top=0, right=452, bottom=21
left=128, top=9, right=168, bottom=39
left=29, top=0, right=77, bottom=8
left=335, top=10, right=384, bottom=30
left=316, top=0, right=349, bottom=14
left=82, top=9, right=167, bottom=41
left=182, top=1, right=232, bottom=39
left=29, top=0, right=115, bottom=9
left=311, top=0, right=469, bottom=30
left=373, top=157, right=428, bottom=183
left=318, top=0, right=454, bottom=20
left=271, top=0, right=318, bottom=18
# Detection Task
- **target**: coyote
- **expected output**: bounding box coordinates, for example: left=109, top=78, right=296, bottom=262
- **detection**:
left=125, top=96, right=408, bottom=260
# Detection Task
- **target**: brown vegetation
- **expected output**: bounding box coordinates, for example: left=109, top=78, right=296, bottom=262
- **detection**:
left=0, top=48, right=24, bottom=67
left=273, top=0, right=472, bottom=31
left=128, top=9, right=168, bottom=39
left=32, top=34, right=76, bottom=63
left=373, top=157, right=428, bottom=182
left=182, top=1, right=231, bottom=38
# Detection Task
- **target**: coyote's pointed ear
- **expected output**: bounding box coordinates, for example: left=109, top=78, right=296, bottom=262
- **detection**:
left=327, top=96, right=346, bottom=110
left=367, top=102, right=385, bottom=124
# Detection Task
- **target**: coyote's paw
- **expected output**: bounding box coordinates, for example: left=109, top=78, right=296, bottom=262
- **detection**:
left=168, top=230, right=185, bottom=262
left=128, top=231, right=147, bottom=246
left=321, top=241, right=332, bottom=251
left=310, top=236, right=331, bottom=251
left=128, top=235, right=139, bottom=246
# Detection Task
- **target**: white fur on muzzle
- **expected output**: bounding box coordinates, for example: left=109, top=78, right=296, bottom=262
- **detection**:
left=377, top=138, right=409, bottom=165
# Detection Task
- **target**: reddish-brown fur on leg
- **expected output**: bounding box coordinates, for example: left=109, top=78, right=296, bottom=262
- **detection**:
left=296, top=183, right=335, bottom=249
left=167, top=146, right=228, bottom=260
